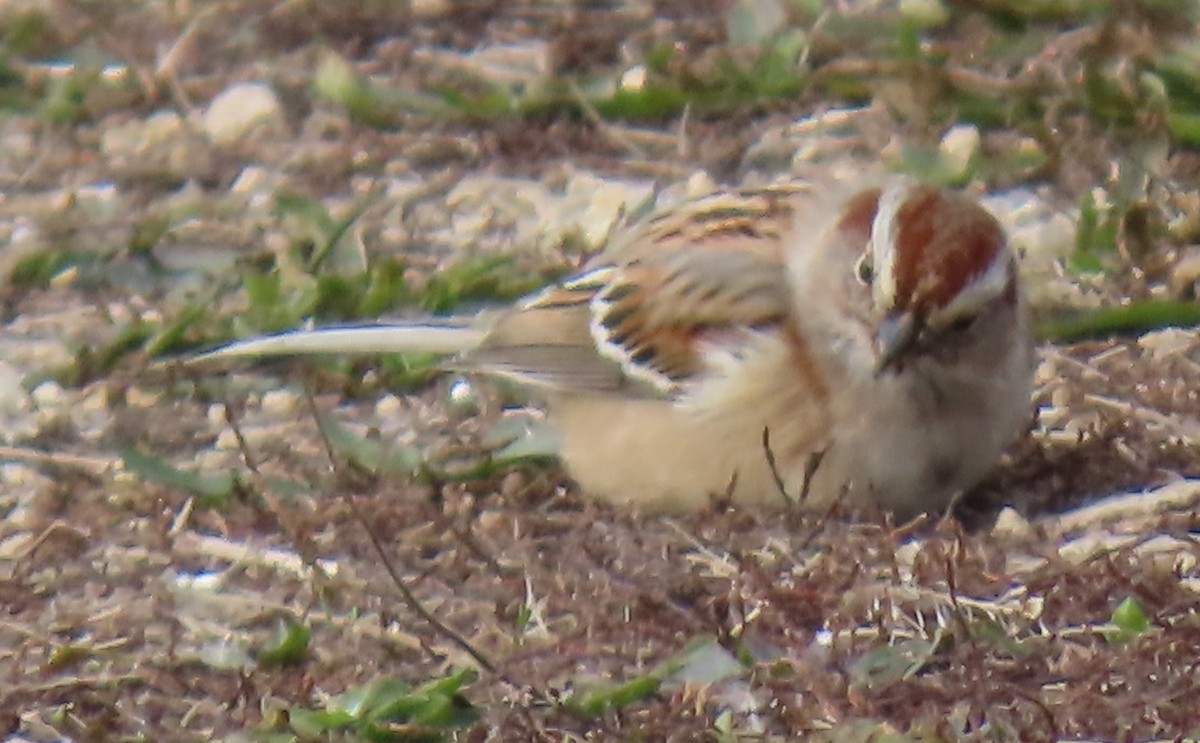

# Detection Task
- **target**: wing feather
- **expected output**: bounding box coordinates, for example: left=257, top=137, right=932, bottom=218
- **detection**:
left=475, top=182, right=805, bottom=394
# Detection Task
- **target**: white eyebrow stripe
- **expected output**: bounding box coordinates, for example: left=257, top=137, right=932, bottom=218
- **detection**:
left=930, top=248, right=1012, bottom=324
left=871, top=181, right=909, bottom=309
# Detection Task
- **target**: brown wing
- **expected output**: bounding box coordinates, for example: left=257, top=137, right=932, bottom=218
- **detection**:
left=471, top=182, right=805, bottom=393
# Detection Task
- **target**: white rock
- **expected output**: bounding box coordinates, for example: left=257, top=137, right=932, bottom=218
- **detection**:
left=207, top=404, right=227, bottom=427
left=49, top=265, right=79, bottom=288
left=81, top=385, right=110, bottom=414
left=620, top=65, right=647, bottom=92
left=0, top=532, right=35, bottom=560
left=1138, top=327, right=1195, bottom=359
left=991, top=507, right=1034, bottom=541
left=203, top=82, right=285, bottom=148
left=1, top=463, right=45, bottom=487
left=126, top=387, right=161, bottom=409
left=938, top=124, right=980, bottom=179
left=261, top=389, right=299, bottom=416
left=215, top=428, right=239, bottom=451
left=101, top=110, right=184, bottom=158
left=31, top=380, right=65, bottom=408
left=375, top=394, right=403, bottom=418
left=0, top=362, right=29, bottom=415
left=229, top=165, right=277, bottom=196
left=564, top=173, right=653, bottom=249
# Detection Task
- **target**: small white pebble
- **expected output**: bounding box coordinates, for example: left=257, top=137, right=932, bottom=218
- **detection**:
left=1034, top=358, right=1059, bottom=385
left=1, top=463, right=43, bottom=486
left=229, top=165, right=271, bottom=194
left=141, top=308, right=163, bottom=324
left=475, top=509, right=506, bottom=533
left=991, top=507, right=1034, bottom=541
left=214, top=429, right=240, bottom=451
left=174, top=570, right=224, bottom=591
left=49, top=265, right=80, bottom=288
left=375, top=394, right=403, bottom=418
left=207, top=403, right=227, bottom=427
left=1050, top=386, right=1071, bottom=409
left=893, top=540, right=921, bottom=572
left=1036, top=404, right=1067, bottom=429
left=447, top=378, right=477, bottom=414
left=1138, top=327, right=1194, bottom=360
left=0, top=532, right=36, bottom=561
left=80, top=385, right=110, bottom=413
left=261, top=389, right=299, bottom=416
left=684, top=170, right=718, bottom=199
left=938, top=123, right=980, bottom=178
left=204, top=82, right=285, bottom=147
left=619, top=64, right=647, bottom=91
left=0, top=362, right=30, bottom=415
left=125, top=387, right=161, bottom=409
left=31, top=381, right=65, bottom=408
left=1063, top=411, right=1101, bottom=438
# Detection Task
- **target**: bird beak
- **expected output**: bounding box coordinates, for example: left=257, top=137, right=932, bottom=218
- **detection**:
left=874, top=310, right=920, bottom=375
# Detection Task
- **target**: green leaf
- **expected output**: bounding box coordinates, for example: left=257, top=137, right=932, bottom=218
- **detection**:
left=1036, top=300, right=1200, bottom=342
left=315, top=672, right=480, bottom=740
left=484, top=416, right=561, bottom=464
left=413, top=667, right=478, bottom=699
left=358, top=681, right=431, bottom=723
left=273, top=192, right=337, bottom=251
left=593, top=84, right=690, bottom=120
left=1111, top=596, right=1150, bottom=637
left=357, top=259, right=407, bottom=317
left=314, top=50, right=450, bottom=127
left=8, top=249, right=92, bottom=289
left=565, top=674, right=662, bottom=717
left=257, top=620, right=311, bottom=667
left=313, top=50, right=398, bottom=128
left=378, top=352, right=444, bottom=391
left=42, top=642, right=96, bottom=673
left=141, top=298, right=210, bottom=359
left=1168, top=111, right=1200, bottom=147
left=317, top=415, right=425, bottom=477
left=120, top=447, right=237, bottom=503
left=848, top=638, right=938, bottom=690
left=239, top=270, right=317, bottom=334
left=287, top=708, right=357, bottom=737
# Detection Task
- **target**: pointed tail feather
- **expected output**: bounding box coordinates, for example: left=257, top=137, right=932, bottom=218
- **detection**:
left=190, top=324, right=488, bottom=365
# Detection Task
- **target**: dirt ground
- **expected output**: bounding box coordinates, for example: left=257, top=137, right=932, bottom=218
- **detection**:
left=1, top=2, right=1199, bottom=741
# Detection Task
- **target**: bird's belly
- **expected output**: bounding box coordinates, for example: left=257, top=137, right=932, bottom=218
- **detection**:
left=549, top=393, right=833, bottom=512
left=548, top=378, right=1024, bottom=516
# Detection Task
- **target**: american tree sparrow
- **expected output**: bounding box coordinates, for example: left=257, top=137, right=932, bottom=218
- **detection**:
left=205, top=177, right=1034, bottom=517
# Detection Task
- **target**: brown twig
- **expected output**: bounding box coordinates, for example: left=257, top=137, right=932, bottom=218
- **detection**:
left=300, top=383, right=497, bottom=673
left=761, top=427, right=793, bottom=508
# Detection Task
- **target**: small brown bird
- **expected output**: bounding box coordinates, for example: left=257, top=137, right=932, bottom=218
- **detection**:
left=204, top=177, right=1034, bottom=517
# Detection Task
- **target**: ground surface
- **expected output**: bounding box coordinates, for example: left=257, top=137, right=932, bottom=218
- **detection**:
left=1, top=1, right=1200, bottom=741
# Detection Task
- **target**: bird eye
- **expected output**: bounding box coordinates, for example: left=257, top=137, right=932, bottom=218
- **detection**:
left=854, top=254, right=874, bottom=285
left=946, top=315, right=977, bottom=333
